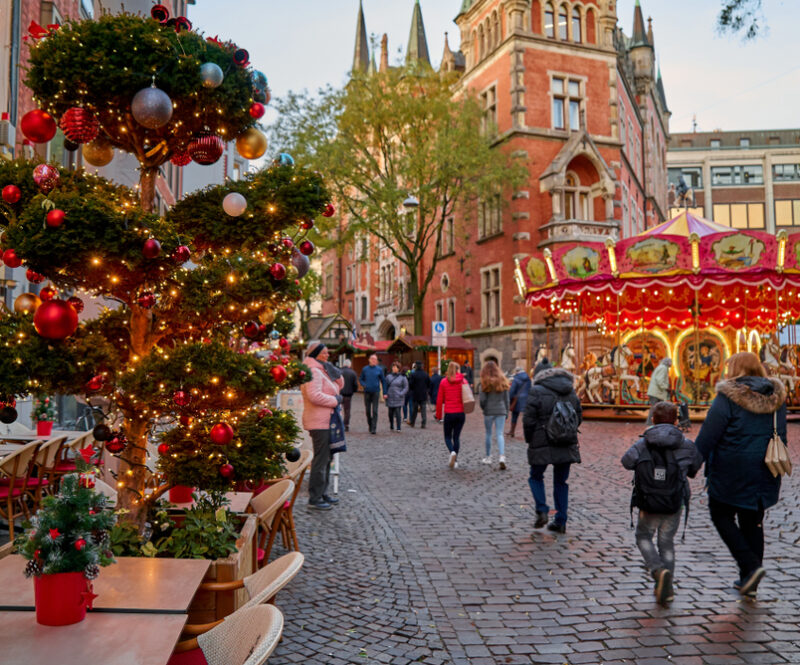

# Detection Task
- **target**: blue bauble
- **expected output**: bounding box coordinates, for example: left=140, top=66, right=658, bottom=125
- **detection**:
left=252, top=71, right=268, bottom=91
left=269, top=330, right=281, bottom=341
left=277, top=153, right=295, bottom=167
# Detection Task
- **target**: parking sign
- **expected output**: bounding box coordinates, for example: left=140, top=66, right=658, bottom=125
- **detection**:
left=432, top=321, right=447, bottom=346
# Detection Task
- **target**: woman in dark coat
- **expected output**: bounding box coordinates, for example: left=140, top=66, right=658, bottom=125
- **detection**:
left=694, top=351, right=787, bottom=598
left=507, top=368, right=532, bottom=438
left=523, top=359, right=582, bottom=533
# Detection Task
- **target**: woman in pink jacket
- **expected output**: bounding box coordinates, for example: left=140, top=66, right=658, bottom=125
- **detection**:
left=301, top=341, right=344, bottom=510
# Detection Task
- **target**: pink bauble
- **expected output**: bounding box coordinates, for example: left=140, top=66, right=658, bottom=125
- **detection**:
left=32, top=164, right=60, bottom=194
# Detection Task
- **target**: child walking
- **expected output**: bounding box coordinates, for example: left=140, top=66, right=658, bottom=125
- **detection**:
left=479, top=360, right=510, bottom=470
left=621, top=401, right=703, bottom=606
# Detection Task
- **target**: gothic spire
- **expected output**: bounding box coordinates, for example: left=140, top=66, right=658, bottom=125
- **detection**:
left=406, top=0, right=431, bottom=65
left=353, top=0, right=370, bottom=73
left=631, top=0, right=650, bottom=48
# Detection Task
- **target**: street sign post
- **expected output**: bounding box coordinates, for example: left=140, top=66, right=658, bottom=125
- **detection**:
left=432, top=321, right=447, bottom=371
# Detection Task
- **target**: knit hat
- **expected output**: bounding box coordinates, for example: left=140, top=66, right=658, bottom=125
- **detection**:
left=306, top=340, right=326, bottom=359
left=533, top=358, right=551, bottom=376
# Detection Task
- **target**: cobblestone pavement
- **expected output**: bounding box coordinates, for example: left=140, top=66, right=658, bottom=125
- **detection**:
left=270, top=407, right=800, bottom=665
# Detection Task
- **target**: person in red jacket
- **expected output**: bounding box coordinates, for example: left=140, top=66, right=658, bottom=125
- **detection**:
left=436, top=361, right=468, bottom=469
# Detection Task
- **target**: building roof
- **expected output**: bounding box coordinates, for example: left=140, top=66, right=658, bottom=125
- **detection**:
left=637, top=210, right=730, bottom=238
left=406, top=0, right=431, bottom=65
left=630, top=0, right=650, bottom=48
left=306, top=314, right=354, bottom=342
left=352, top=0, right=370, bottom=73
left=669, top=128, right=800, bottom=150
left=656, top=65, right=669, bottom=112
left=456, top=0, right=474, bottom=18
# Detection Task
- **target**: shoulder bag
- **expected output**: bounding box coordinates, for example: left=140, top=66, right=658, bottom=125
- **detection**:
left=764, top=410, right=792, bottom=477
left=461, top=381, right=475, bottom=414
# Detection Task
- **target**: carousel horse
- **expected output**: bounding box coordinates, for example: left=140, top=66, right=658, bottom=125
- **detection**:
left=778, top=345, right=799, bottom=401
left=535, top=344, right=548, bottom=365
left=559, top=344, right=577, bottom=372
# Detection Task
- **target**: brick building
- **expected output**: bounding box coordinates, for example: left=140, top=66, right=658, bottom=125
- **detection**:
left=321, top=0, right=670, bottom=371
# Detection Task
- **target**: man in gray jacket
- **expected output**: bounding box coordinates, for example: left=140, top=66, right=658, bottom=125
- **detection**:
left=646, top=358, right=672, bottom=426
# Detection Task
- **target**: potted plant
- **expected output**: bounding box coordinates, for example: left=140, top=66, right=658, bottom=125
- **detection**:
left=31, top=395, right=57, bottom=437
left=15, top=459, right=116, bottom=626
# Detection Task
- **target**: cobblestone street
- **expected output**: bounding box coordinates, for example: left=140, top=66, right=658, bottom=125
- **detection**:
left=271, top=408, right=800, bottom=665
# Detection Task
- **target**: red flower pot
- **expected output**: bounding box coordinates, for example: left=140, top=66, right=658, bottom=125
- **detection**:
left=169, top=485, right=195, bottom=503
left=34, top=572, right=90, bottom=626
left=36, top=421, right=54, bottom=437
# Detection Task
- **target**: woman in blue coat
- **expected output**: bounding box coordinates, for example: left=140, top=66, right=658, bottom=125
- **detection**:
left=694, top=352, right=787, bottom=598
left=506, top=368, right=532, bottom=438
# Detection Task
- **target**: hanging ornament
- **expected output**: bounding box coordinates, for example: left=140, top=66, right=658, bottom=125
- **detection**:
left=39, top=285, right=57, bottom=301
left=170, top=149, right=192, bottom=167
left=20, top=109, right=57, bottom=143
left=67, top=296, right=84, bottom=313
left=210, top=422, right=234, bottom=445
left=243, top=321, right=260, bottom=339
left=281, top=237, right=294, bottom=249
left=32, top=164, right=60, bottom=194
left=258, top=308, right=276, bottom=325
left=188, top=133, right=224, bottom=165
left=299, top=240, right=315, bottom=256
left=150, top=4, right=170, bottom=22
left=259, top=324, right=268, bottom=336
left=14, top=293, right=41, bottom=314
left=291, top=250, right=310, bottom=279
left=179, top=414, right=193, bottom=427
left=269, top=330, right=281, bottom=341
left=143, top=238, right=162, bottom=259
left=46, top=209, right=66, bottom=228
left=168, top=16, right=192, bottom=32
left=137, top=292, right=156, bottom=309
left=252, top=71, right=268, bottom=91
left=235, top=127, right=267, bottom=160
left=173, top=390, right=191, bottom=407
left=233, top=49, right=249, bottom=66
left=322, top=203, right=335, bottom=217
left=300, top=218, right=314, bottom=231
left=279, top=337, right=291, bottom=350
left=199, top=62, right=224, bottom=88
left=131, top=83, right=173, bottom=129
left=33, top=299, right=79, bottom=339
left=157, top=443, right=170, bottom=456
left=222, top=192, right=247, bottom=216
left=219, top=463, right=235, bottom=478
left=26, top=269, right=45, bottom=284
left=257, top=408, right=272, bottom=419
left=2, top=249, right=21, bottom=268
left=2, top=184, right=21, bottom=204
left=172, top=245, right=191, bottom=264
left=59, top=107, right=99, bottom=144
left=104, top=433, right=127, bottom=454
left=0, top=405, right=17, bottom=424
left=92, top=424, right=111, bottom=441
left=74, top=539, right=87, bottom=551
left=63, top=138, right=79, bottom=152
left=274, top=153, right=293, bottom=167
left=270, top=365, right=287, bottom=384
left=270, top=263, right=286, bottom=280
left=286, top=447, right=301, bottom=463
left=82, top=139, right=114, bottom=167
left=249, top=102, right=265, bottom=119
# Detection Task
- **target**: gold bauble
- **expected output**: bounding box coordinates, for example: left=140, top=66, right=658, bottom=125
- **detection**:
left=258, top=308, right=276, bottom=325
left=235, top=128, right=267, bottom=160
left=82, top=139, right=114, bottom=167
left=14, top=293, right=41, bottom=314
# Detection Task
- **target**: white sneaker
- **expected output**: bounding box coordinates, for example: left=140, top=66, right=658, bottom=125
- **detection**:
left=499, top=455, right=507, bottom=470
left=454, top=461, right=459, bottom=469
left=481, top=456, right=492, bottom=465
left=448, top=452, right=457, bottom=469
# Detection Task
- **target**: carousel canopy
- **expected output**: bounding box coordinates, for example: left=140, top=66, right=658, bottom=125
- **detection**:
left=518, top=210, right=799, bottom=334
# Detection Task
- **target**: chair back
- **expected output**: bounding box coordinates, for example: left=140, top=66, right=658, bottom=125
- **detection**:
left=36, top=437, right=68, bottom=470
left=68, top=431, right=93, bottom=451
left=241, top=552, right=304, bottom=610
left=93, top=478, right=118, bottom=502
left=249, top=479, right=293, bottom=527
left=0, top=441, right=41, bottom=490
left=284, top=449, right=312, bottom=481
left=197, top=605, right=283, bottom=665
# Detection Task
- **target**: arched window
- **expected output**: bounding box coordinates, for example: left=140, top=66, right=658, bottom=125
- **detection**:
left=544, top=2, right=555, bottom=37
left=493, top=11, right=500, bottom=47
left=563, top=172, right=592, bottom=220
left=478, top=24, right=485, bottom=60
left=572, top=7, right=581, bottom=42
left=586, top=7, right=596, bottom=43
left=558, top=4, right=568, bottom=40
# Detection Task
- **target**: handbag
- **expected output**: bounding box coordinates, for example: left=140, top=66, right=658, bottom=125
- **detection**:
left=764, top=410, right=792, bottom=478
left=329, top=406, right=346, bottom=454
left=461, top=381, right=475, bottom=414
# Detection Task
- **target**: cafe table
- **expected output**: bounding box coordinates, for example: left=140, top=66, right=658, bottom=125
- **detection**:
left=0, top=555, right=211, bottom=613
left=1, top=610, right=187, bottom=665
left=0, top=430, right=88, bottom=443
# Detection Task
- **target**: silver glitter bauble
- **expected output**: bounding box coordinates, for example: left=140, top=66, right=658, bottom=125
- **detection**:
left=200, top=62, right=224, bottom=89
left=131, top=85, right=173, bottom=129
left=291, top=249, right=310, bottom=279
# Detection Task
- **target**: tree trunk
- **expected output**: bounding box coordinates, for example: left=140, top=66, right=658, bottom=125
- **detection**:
left=139, top=166, right=158, bottom=213
left=411, top=278, right=424, bottom=335
left=116, top=416, right=151, bottom=529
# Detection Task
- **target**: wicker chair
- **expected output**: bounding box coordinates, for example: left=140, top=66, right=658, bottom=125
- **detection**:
left=0, top=441, right=41, bottom=539
left=27, top=436, right=68, bottom=505
left=169, top=605, right=284, bottom=665
left=250, top=479, right=294, bottom=567
left=278, top=450, right=312, bottom=551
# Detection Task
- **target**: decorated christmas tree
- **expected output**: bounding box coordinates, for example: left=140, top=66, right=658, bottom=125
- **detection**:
left=0, top=11, right=329, bottom=527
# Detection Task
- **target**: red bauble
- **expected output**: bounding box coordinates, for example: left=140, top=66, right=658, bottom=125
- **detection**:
left=26, top=269, right=45, bottom=284
left=137, top=292, right=156, bottom=309
left=32, top=164, right=60, bottom=194
left=2, top=185, right=21, bottom=204
left=173, top=390, right=191, bottom=407
left=74, top=539, right=87, bottom=551
left=20, top=109, right=57, bottom=143
left=243, top=320, right=260, bottom=339
left=188, top=134, right=225, bottom=165
left=59, top=107, right=99, bottom=144
left=86, top=375, right=104, bottom=392
left=179, top=414, right=193, bottom=427
left=172, top=245, right=191, bottom=264
left=105, top=435, right=127, bottom=454
left=270, top=263, right=286, bottom=280
left=322, top=203, right=335, bottom=217
left=143, top=238, right=162, bottom=259
left=299, top=370, right=306, bottom=378
left=46, top=209, right=66, bottom=228
left=281, top=237, right=294, bottom=249
left=33, top=299, right=78, bottom=339
left=170, top=149, right=192, bottom=167
left=157, top=443, right=170, bottom=456
left=67, top=296, right=84, bottom=313
left=299, top=240, right=315, bottom=256
left=39, top=285, right=57, bottom=301
left=270, top=365, right=287, bottom=384
left=259, top=324, right=267, bottom=335
left=210, top=422, right=234, bottom=445
left=280, top=355, right=290, bottom=366
left=2, top=249, right=22, bottom=268
left=300, top=219, right=314, bottom=231
left=219, top=463, right=235, bottom=478
left=279, top=337, right=290, bottom=349
left=257, top=408, right=273, bottom=419
left=249, top=102, right=265, bottom=119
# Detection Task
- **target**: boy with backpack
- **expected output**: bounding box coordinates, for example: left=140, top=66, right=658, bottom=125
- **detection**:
left=622, top=401, right=703, bottom=606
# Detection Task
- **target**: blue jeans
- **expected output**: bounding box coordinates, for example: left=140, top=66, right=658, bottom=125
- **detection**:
left=483, top=415, right=506, bottom=456
left=403, top=393, right=412, bottom=420
left=528, top=463, right=571, bottom=525
left=443, top=413, right=465, bottom=454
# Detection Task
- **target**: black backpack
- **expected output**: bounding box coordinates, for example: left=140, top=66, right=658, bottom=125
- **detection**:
left=545, top=397, right=580, bottom=446
left=631, top=445, right=684, bottom=515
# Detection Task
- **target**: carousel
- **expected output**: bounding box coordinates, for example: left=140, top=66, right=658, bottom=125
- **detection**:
left=515, top=211, right=800, bottom=410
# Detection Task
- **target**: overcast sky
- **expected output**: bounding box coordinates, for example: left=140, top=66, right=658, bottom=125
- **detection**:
left=190, top=0, right=800, bottom=134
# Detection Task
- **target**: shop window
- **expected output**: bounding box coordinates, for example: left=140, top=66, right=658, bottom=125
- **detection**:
left=712, top=203, right=765, bottom=229
left=775, top=200, right=800, bottom=226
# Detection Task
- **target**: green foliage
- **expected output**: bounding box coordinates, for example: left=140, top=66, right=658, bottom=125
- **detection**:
left=717, top=0, right=764, bottom=39
left=31, top=394, right=56, bottom=422
left=15, top=473, right=116, bottom=577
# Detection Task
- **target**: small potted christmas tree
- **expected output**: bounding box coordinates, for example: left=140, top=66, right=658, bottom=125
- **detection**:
left=31, top=395, right=56, bottom=437
left=15, top=456, right=115, bottom=626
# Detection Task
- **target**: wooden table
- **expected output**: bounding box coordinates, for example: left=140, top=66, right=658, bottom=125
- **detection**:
left=170, top=490, right=253, bottom=514
left=0, top=430, right=87, bottom=443
left=0, top=555, right=211, bottom=613
left=0, top=610, right=187, bottom=665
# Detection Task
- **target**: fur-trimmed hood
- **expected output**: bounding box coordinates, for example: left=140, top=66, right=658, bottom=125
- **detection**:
left=532, top=367, right=575, bottom=396
left=715, top=376, right=786, bottom=414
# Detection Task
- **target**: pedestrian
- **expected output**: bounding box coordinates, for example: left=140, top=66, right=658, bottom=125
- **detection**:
left=359, top=353, right=385, bottom=435
left=621, top=401, right=703, bottom=606
left=507, top=367, right=531, bottom=438
left=339, top=359, right=359, bottom=432
left=300, top=341, right=344, bottom=511
left=384, top=362, right=409, bottom=431
left=408, top=361, right=431, bottom=428
left=479, top=360, right=510, bottom=470
left=646, top=358, right=672, bottom=425
left=461, top=360, right=474, bottom=389
left=523, top=358, right=582, bottom=533
left=429, top=367, right=442, bottom=420
left=436, top=361, right=469, bottom=469
left=402, top=365, right=413, bottom=423
left=694, top=351, right=787, bottom=598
